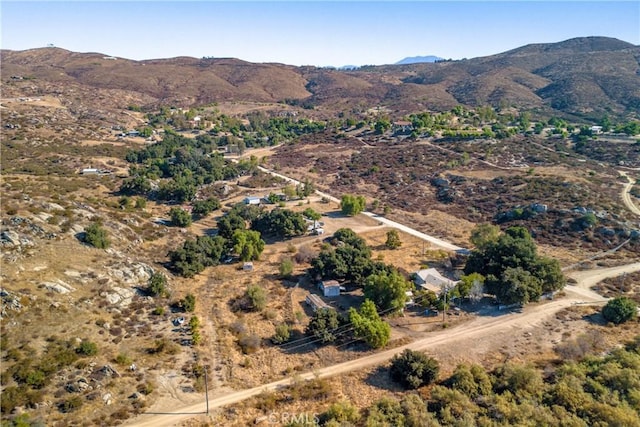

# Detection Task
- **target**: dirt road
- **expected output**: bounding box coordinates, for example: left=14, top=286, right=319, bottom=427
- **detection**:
left=126, top=262, right=640, bottom=427
left=620, top=171, right=640, bottom=216
left=255, top=165, right=463, bottom=251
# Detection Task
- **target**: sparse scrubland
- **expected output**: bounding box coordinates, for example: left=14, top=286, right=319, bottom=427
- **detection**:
left=2, top=40, right=640, bottom=426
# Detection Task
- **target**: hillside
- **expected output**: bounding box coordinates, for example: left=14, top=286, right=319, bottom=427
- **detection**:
left=2, top=37, right=639, bottom=118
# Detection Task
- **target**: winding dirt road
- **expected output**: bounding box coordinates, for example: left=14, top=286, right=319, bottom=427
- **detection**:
left=126, top=262, right=640, bottom=427
left=620, top=171, right=640, bottom=216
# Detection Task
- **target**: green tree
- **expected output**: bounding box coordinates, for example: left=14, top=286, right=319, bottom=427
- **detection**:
left=251, top=209, right=307, bottom=238
left=180, top=293, right=196, bottom=312
left=340, top=194, right=366, bottom=216
left=364, top=270, right=413, bottom=313
left=457, top=273, right=485, bottom=300
left=169, top=207, right=192, bottom=227
left=148, top=272, right=170, bottom=298
left=390, top=349, right=440, bottom=389
left=464, top=226, right=564, bottom=305
left=349, top=299, right=391, bottom=348
left=306, top=308, right=340, bottom=343
left=374, top=118, right=392, bottom=135
left=469, top=223, right=500, bottom=250
left=217, top=212, right=246, bottom=239
left=232, top=229, right=265, bottom=261
left=245, top=284, right=267, bottom=311
left=303, top=207, right=321, bottom=221
left=385, top=229, right=402, bottom=249
left=602, top=297, right=637, bottom=324
left=191, top=197, right=221, bottom=218
left=83, top=222, right=110, bottom=249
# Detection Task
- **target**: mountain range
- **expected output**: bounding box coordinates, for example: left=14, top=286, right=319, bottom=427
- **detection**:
left=2, top=36, right=639, bottom=119
left=395, top=55, right=444, bottom=65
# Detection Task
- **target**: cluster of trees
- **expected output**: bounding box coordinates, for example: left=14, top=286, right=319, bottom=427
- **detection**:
left=335, top=337, right=640, bottom=426
left=349, top=300, right=391, bottom=349
left=464, top=225, right=565, bottom=305
left=120, top=133, right=253, bottom=203
left=168, top=203, right=318, bottom=277
left=312, top=228, right=412, bottom=312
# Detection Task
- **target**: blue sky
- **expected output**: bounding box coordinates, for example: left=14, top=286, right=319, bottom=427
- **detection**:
left=2, top=1, right=639, bottom=66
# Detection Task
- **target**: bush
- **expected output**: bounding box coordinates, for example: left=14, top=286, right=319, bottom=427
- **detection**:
left=179, top=293, right=196, bottom=312
left=59, top=395, right=83, bottom=413
left=279, top=257, right=294, bottom=278
left=321, top=400, right=361, bottom=424
left=115, top=353, right=132, bottom=366
left=76, top=340, right=98, bottom=357
left=602, top=297, right=637, bottom=324
left=148, top=272, right=169, bottom=298
left=83, top=222, right=110, bottom=249
left=390, top=349, right=439, bottom=389
left=169, top=207, right=192, bottom=227
left=245, top=285, right=267, bottom=311
left=272, top=323, right=291, bottom=344
left=238, top=334, right=261, bottom=354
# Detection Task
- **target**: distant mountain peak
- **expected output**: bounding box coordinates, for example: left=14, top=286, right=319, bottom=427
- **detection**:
left=395, top=55, right=444, bottom=65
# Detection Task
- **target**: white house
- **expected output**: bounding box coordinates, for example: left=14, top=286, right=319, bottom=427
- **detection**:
left=413, top=268, right=459, bottom=293
left=590, top=125, right=603, bottom=134
left=319, top=280, right=341, bottom=297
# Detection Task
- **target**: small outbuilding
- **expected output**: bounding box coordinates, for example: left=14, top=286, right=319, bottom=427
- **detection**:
left=242, top=262, right=254, bottom=271
left=244, top=196, right=261, bottom=205
left=305, top=294, right=332, bottom=312
left=319, top=280, right=341, bottom=297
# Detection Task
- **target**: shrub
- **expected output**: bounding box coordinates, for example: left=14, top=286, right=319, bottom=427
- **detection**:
left=59, top=395, right=83, bottom=413
left=179, top=293, right=196, bottom=312
left=602, top=297, right=637, bottom=325
left=272, top=323, right=291, bottom=344
left=245, top=285, right=267, bottom=311
left=115, top=353, right=132, bottom=366
left=390, top=349, right=439, bottom=389
left=279, top=257, right=294, bottom=278
left=321, top=400, right=361, bottom=424
left=238, top=334, right=261, bottom=354
left=169, top=207, right=192, bottom=227
left=148, top=272, right=169, bottom=298
left=83, top=222, right=110, bottom=249
left=76, top=340, right=98, bottom=357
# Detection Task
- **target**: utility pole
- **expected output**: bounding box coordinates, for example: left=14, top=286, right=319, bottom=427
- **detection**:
left=204, top=365, right=209, bottom=415
left=442, top=284, right=448, bottom=324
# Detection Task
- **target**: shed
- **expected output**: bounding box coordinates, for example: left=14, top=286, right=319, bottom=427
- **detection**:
left=244, top=196, right=261, bottom=205
left=319, top=280, right=341, bottom=297
left=81, top=168, right=99, bottom=175
left=242, top=262, right=254, bottom=271
left=305, top=294, right=332, bottom=312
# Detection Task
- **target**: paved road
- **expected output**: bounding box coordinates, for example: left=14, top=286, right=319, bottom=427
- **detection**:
left=126, top=262, right=640, bottom=427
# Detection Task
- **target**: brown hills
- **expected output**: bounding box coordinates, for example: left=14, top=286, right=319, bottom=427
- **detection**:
left=2, top=36, right=639, bottom=118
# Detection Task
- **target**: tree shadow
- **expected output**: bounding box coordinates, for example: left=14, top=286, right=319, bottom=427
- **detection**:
left=364, top=366, right=405, bottom=392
